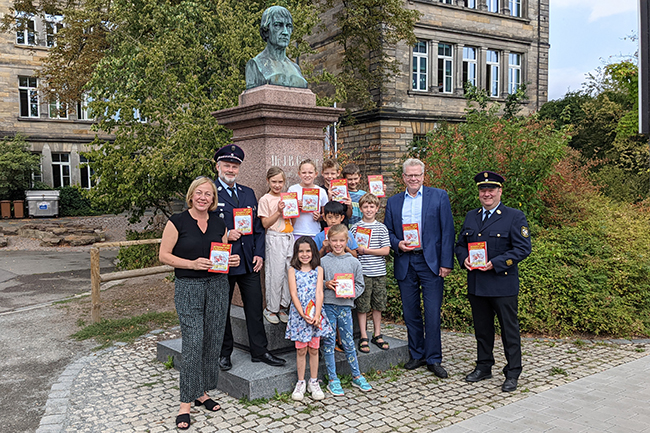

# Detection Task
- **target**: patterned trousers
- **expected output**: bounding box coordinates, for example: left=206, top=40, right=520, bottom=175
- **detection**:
left=322, top=304, right=361, bottom=380
left=175, top=275, right=229, bottom=403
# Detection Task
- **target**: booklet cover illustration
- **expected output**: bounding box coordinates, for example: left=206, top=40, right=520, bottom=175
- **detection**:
left=330, top=179, right=348, bottom=202
left=368, top=175, right=385, bottom=197
left=281, top=192, right=299, bottom=218
left=334, top=273, right=355, bottom=298
left=402, top=223, right=420, bottom=248
left=302, top=188, right=320, bottom=212
left=233, top=208, right=253, bottom=235
left=209, top=242, right=232, bottom=273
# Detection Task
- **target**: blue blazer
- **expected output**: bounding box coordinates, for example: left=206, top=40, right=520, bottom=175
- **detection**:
left=214, top=182, right=265, bottom=276
left=385, top=187, right=455, bottom=281
left=454, top=204, right=531, bottom=297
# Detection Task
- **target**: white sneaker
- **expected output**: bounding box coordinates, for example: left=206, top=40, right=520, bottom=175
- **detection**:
left=307, top=379, right=325, bottom=401
left=263, top=309, right=280, bottom=324
left=292, top=381, right=306, bottom=401
left=278, top=309, right=289, bottom=324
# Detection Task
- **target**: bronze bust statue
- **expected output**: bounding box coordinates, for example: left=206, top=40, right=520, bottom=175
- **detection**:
left=245, top=6, right=308, bottom=90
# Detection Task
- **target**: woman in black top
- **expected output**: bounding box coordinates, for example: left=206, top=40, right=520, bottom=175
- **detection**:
left=159, top=177, right=240, bottom=430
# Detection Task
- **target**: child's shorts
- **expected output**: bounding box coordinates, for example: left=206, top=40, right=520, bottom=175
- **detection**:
left=354, top=275, right=387, bottom=314
left=295, top=337, right=320, bottom=349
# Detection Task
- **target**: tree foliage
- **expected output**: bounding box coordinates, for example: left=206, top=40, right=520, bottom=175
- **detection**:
left=0, top=135, right=41, bottom=201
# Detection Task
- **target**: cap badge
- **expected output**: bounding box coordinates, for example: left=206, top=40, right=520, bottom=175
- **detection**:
left=231, top=145, right=236, bottom=151
left=521, top=226, right=529, bottom=238
left=484, top=172, right=488, bottom=178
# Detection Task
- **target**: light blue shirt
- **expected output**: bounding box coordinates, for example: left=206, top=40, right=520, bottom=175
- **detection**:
left=217, top=178, right=238, bottom=200
left=402, top=186, right=423, bottom=227
left=481, top=202, right=502, bottom=220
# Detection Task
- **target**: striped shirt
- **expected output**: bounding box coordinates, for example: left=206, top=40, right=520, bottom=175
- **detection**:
left=350, top=220, right=390, bottom=277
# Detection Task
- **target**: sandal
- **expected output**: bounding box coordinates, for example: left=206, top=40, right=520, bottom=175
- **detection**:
left=371, top=334, right=390, bottom=351
left=195, top=397, right=221, bottom=411
left=358, top=337, right=370, bottom=353
left=175, top=413, right=191, bottom=430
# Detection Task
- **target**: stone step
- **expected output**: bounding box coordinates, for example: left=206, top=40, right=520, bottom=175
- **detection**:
left=157, top=334, right=409, bottom=400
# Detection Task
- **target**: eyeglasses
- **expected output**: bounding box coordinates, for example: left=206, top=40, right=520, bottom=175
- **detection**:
left=403, top=173, right=424, bottom=179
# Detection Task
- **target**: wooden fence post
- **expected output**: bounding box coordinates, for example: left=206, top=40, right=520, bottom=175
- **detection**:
left=90, top=246, right=101, bottom=323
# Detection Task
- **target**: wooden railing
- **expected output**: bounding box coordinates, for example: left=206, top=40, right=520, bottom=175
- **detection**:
left=90, top=239, right=173, bottom=323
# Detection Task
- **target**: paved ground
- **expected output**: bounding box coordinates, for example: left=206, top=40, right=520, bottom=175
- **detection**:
left=36, top=326, right=649, bottom=433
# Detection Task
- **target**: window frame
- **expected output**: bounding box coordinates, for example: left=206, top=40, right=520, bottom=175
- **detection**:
left=487, top=0, right=499, bottom=13
left=49, top=100, right=68, bottom=119
left=52, top=153, right=71, bottom=188
left=509, top=0, right=521, bottom=17
left=15, top=13, right=36, bottom=45
left=19, top=76, right=39, bottom=118
left=437, top=43, right=454, bottom=94
left=45, top=15, right=64, bottom=48
left=79, top=155, right=94, bottom=189
left=508, top=53, right=522, bottom=94
left=462, top=47, right=477, bottom=90
left=412, top=40, right=429, bottom=92
left=486, top=50, right=500, bottom=97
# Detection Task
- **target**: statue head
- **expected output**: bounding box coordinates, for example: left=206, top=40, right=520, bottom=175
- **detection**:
left=260, top=6, right=293, bottom=47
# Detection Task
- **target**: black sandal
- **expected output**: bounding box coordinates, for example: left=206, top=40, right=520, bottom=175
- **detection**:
left=176, top=413, right=191, bottom=430
left=371, top=334, right=390, bottom=351
left=195, top=397, right=221, bottom=411
left=358, top=337, right=370, bottom=353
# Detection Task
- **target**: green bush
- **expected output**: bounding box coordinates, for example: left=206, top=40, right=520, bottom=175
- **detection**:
left=116, top=229, right=163, bottom=271
left=58, top=186, right=100, bottom=217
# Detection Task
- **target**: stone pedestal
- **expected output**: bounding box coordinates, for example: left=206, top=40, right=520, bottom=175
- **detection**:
left=212, top=85, right=344, bottom=197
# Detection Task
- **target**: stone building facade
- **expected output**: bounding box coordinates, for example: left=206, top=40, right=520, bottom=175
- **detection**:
left=307, top=0, right=550, bottom=193
left=0, top=0, right=111, bottom=190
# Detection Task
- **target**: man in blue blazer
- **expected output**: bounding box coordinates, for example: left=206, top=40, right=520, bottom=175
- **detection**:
left=214, top=144, right=285, bottom=370
left=385, top=158, right=455, bottom=378
left=455, top=171, right=531, bottom=392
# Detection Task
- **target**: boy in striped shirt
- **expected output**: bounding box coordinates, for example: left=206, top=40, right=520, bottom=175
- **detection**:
left=350, top=193, right=391, bottom=353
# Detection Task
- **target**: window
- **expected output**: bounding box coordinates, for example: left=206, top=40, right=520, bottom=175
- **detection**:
left=465, top=0, right=477, bottom=6
left=508, top=53, right=522, bottom=94
left=438, top=43, right=453, bottom=94
left=486, top=50, right=500, bottom=97
left=439, top=0, right=453, bottom=3
left=52, top=153, right=71, bottom=188
left=45, top=15, right=64, bottom=47
left=509, top=0, right=521, bottom=17
left=487, top=0, right=499, bottom=13
left=462, top=47, right=477, bottom=89
left=49, top=100, right=68, bottom=119
left=19, top=77, right=39, bottom=117
left=80, top=155, right=94, bottom=189
left=412, top=41, right=428, bottom=91
left=77, top=96, right=91, bottom=120
left=15, top=14, right=36, bottom=45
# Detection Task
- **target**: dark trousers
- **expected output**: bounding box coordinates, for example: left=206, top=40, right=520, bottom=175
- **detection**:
left=398, top=253, right=444, bottom=364
left=468, top=293, right=522, bottom=379
left=220, top=272, right=269, bottom=359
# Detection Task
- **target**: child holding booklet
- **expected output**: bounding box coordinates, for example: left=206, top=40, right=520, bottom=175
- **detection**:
left=350, top=193, right=391, bottom=353
left=342, top=163, right=366, bottom=226
left=285, top=236, right=332, bottom=401
left=288, top=159, right=328, bottom=240
left=258, top=167, right=294, bottom=325
left=321, top=224, right=372, bottom=396
left=320, top=159, right=352, bottom=228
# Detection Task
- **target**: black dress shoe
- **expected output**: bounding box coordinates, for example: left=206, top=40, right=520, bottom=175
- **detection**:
left=465, top=369, right=492, bottom=382
left=404, top=358, right=426, bottom=370
left=427, top=362, right=448, bottom=378
left=502, top=377, right=518, bottom=392
left=219, top=356, right=232, bottom=371
left=251, top=352, right=286, bottom=367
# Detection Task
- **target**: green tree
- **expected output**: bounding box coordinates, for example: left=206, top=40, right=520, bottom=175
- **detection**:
left=0, top=135, right=41, bottom=200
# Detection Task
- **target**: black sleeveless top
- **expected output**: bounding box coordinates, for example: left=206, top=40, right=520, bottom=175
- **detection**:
left=169, top=210, right=227, bottom=278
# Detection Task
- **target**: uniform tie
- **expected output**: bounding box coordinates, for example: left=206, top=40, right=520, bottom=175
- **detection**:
left=229, top=187, right=239, bottom=206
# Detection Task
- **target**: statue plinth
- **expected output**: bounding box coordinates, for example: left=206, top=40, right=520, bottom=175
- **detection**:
left=212, top=85, right=344, bottom=198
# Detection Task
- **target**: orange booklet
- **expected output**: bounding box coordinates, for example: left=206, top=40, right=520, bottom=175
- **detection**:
left=468, top=241, right=488, bottom=269
left=354, top=227, right=372, bottom=248
left=330, top=179, right=348, bottom=202
left=368, top=175, right=385, bottom=197
left=304, top=299, right=323, bottom=329
left=302, top=188, right=320, bottom=212
left=324, top=226, right=330, bottom=240
left=233, top=208, right=253, bottom=235
left=402, top=223, right=421, bottom=248
left=334, top=273, right=355, bottom=298
left=281, top=192, right=299, bottom=218
left=209, top=242, right=232, bottom=273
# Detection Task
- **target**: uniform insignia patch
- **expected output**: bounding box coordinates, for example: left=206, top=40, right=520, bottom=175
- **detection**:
left=231, top=145, right=236, bottom=151
left=217, top=186, right=222, bottom=191
left=219, top=213, right=224, bottom=219
left=506, top=259, right=513, bottom=266
left=496, top=209, right=501, bottom=214
left=521, top=226, right=529, bottom=238
left=484, top=172, right=488, bottom=178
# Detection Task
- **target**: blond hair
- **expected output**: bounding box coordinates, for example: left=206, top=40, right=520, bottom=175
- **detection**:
left=186, top=177, right=218, bottom=212
left=327, top=223, right=348, bottom=240
left=298, top=159, right=318, bottom=172
left=265, top=166, right=286, bottom=193
left=359, top=192, right=380, bottom=207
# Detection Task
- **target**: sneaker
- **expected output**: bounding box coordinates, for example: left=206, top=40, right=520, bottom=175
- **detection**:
left=352, top=376, right=372, bottom=392
left=263, top=309, right=280, bottom=324
left=278, top=309, right=289, bottom=324
left=307, top=379, right=325, bottom=400
left=327, top=379, right=344, bottom=396
left=292, top=381, right=306, bottom=401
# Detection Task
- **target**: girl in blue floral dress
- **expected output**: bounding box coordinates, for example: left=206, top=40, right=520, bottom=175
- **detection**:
left=285, top=236, right=333, bottom=401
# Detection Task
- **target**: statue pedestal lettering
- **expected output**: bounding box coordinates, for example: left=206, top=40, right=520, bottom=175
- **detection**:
left=212, top=85, right=344, bottom=198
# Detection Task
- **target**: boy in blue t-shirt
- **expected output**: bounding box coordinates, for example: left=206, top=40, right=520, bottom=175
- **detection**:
left=342, top=163, right=366, bottom=227
left=315, top=201, right=358, bottom=258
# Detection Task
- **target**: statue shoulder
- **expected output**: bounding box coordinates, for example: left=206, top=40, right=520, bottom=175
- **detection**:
left=245, top=58, right=265, bottom=89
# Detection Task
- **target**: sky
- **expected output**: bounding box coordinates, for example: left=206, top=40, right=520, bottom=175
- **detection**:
left=548, top=0, right=639, bottom=100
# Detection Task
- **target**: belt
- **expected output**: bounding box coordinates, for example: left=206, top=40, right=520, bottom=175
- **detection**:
left=408, top=249, right=423, bottom=254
